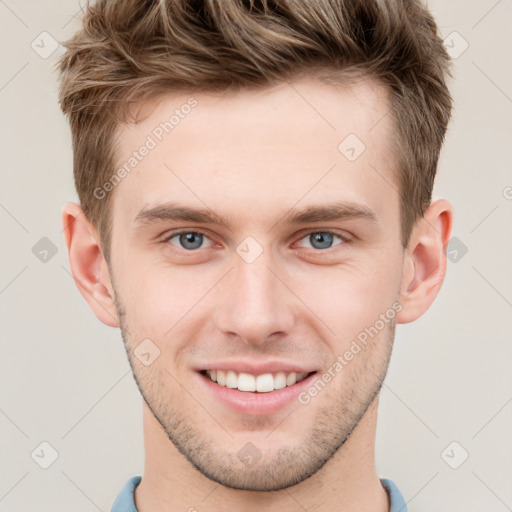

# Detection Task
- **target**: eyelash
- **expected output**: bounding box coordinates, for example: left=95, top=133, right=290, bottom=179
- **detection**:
left=161, top=229, right=349, bottom=252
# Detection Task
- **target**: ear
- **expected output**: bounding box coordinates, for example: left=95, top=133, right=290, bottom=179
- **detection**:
left=396, top=199, right=453, bottom=324
left=61, top=202, right=120, bottom=328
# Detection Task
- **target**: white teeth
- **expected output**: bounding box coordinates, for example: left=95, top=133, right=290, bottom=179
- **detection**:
left=286, top=372, right=297, bottom=386
left=238, top=372, right=256, bottom=392
left=205, top=369, right=311, bottom=392
left=225, top=370, right=237, bottom=389
left=216, top=370, right=226, bottom=386
left=274, top=372, right=287, bottom=390
left=256, top=373, right=274, bottom=393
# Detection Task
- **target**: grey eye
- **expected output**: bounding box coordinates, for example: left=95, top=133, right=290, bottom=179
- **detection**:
left=298, top=232, right=344, bottom=250
left=169, top=232, right=207, bottom=250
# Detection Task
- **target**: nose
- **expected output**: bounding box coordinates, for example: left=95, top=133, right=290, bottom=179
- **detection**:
left=213, top=248, right=295, bottom=346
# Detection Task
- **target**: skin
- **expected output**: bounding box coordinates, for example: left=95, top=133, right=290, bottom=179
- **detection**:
left=62, top=77, right=452, bottom=512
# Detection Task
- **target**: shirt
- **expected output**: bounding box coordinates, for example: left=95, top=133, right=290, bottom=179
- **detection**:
left=111, top=475, right=407, bottom=511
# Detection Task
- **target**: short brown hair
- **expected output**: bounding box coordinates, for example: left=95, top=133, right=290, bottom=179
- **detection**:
left=57, top=0, right=453, bottom=263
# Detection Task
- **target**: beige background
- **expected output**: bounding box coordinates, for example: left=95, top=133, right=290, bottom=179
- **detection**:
left=1, top=1, right=511, bottom=510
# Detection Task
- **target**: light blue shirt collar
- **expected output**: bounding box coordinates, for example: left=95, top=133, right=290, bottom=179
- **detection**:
left=111, top=475, right=408, bottom=512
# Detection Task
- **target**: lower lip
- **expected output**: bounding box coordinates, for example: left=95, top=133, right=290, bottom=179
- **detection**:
left=196, top=371, right=317, bottom=416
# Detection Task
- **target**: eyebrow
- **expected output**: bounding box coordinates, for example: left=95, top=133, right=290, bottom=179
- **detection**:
left=133, top=201, right=377, bottom=229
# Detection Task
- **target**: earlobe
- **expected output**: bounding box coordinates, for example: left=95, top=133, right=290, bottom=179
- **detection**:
left=61, top=202, right=120, bottom=328
left=396, top=199, right=453, bottom=324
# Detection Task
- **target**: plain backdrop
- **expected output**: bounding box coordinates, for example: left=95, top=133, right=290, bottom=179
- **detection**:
left=1, top=1, right=511, bottom=510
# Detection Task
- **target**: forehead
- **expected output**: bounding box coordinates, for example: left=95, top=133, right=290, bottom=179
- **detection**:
left=111, top=77, right=397, bottom=228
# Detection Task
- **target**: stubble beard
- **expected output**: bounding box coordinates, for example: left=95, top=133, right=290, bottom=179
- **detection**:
left=112, top=281, right=395, bottom=491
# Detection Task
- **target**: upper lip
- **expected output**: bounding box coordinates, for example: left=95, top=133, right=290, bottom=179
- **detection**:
left=196, top=360, right=317, bottom=375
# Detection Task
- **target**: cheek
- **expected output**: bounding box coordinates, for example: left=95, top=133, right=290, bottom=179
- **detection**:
left=113, top=241, right=403, bottom=344
left=112, top=251, right=201, bottom=336
left=292, top=256, right=402, bottom=337
left=134, top=269, right=205, bottom=332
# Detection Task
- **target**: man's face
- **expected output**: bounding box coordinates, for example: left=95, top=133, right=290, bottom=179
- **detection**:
left=108, top=77, right=405, bottom=491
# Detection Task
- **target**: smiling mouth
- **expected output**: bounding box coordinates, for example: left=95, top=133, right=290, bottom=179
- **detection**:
left=200, top=369, right=316, bottom=393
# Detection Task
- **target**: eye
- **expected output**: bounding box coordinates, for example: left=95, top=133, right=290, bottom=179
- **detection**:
left=296, top=230, right=345, bottom=250
left=162, top=229, right=346, bottom=252
left=165, top=231, right=214, bottom=250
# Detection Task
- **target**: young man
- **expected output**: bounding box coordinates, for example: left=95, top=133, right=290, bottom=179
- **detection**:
left=58, top=0, right=453, bottom=510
